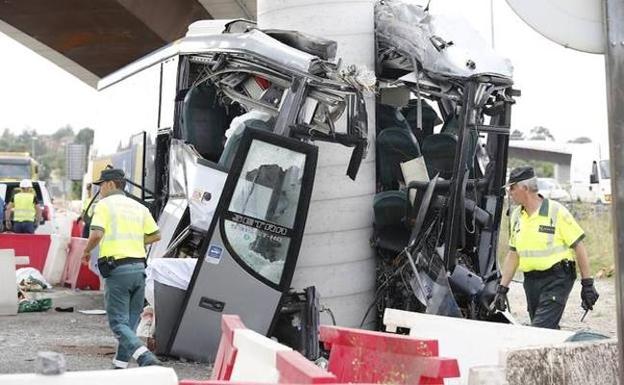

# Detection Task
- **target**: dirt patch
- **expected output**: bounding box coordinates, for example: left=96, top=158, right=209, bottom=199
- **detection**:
left=51, top=344, right=116, bottom=357
left=507, top=277, right=616, bottom=337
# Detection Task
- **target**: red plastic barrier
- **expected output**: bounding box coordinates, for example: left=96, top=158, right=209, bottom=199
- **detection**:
left=212, top=314, right=248, bottom=381
left=62, top=237, right=100, bottom=290
left=276, top=351, right=336, bottom=384
left=320, top=325, right=459, bottom=385
left=0, top=233, right=51, bottom=272
left=71, top=219, right=84, bottom=238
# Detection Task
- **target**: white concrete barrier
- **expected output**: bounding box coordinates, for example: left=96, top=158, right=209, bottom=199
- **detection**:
left=230, top=328, right=292, bottom=383
left=42, top=234, right=70, bottom=285
left=383, top=308, right=574, bottom=385
left=468, top=365, right=508, bottom=385
left=502, top=339, right=618, bottom=385
left=0, top=366, right=178, bottom=385
left=0, top=249, right=18, bottom=316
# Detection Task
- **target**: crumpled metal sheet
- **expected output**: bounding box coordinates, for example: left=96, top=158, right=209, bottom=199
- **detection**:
left=375, top=0, right=513, bottom=78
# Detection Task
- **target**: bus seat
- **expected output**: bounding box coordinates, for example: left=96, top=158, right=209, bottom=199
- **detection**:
left=401, top=99, right=442, bottom=143
left=373, top=190, right=410, bottom=253
left=218, top=119, right=273, bottom=171
left=421, top=132, right=457, bottom=180
left=180, top=83, right=229, bottom=162
left=421, top=115, right=479, bottom=179
left=377, top=127, right=421, bottom=191
left=377, top=104, right=411, bottom=134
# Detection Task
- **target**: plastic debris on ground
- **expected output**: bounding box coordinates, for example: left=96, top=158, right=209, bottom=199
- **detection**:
left=137, top=306, right=155, bottom=339
left=78, top=309, right=106, bottom=315
left=18, top=297, right=52, bottom=313
left=16, top=267, right=52, bottom=291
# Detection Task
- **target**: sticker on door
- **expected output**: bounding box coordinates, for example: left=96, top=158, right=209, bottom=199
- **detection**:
left=205, top=245, right=223, bottom=264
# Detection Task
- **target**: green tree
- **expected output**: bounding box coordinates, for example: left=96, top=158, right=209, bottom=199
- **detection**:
left=529, top=126, right=555, bottom=141
left=568, top=136, right=592, bottom=144
left=75, top=127, right=94, bottom=159
left=510, top=129, right=525, bottom=140
left=507, top=157, right=554, bottom=177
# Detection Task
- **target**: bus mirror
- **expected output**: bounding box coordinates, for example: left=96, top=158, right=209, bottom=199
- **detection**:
left=590, top=173, right=598, bottom=184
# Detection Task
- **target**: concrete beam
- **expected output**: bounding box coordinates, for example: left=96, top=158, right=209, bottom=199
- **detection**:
left=503, top=340, right=619, bottom=385
left=0, top=0, right=210, bottom=84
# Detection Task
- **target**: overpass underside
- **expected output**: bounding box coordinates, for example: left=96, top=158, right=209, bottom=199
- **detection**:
left=0, top=0, right=255, bottom=87
left=507, top=147, right=572, bottom=183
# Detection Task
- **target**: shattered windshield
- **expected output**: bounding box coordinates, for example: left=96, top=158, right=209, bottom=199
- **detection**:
left=224, top=140, right=306, bottom=284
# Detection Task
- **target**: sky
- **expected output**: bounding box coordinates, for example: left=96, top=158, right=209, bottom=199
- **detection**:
left=0, top=0, right=610, bottom=149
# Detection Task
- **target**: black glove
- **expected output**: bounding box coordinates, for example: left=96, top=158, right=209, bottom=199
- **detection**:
left=490, top=284, right=509, bottom=312
left=581, top=278, right=599, bottom=310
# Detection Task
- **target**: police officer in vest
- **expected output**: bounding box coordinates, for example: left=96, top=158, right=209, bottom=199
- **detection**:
left=4, top=179, right=41, bottom=233
left=81, top=168, right=162, bottom=368
left=491, top=166, right=600, bottom=329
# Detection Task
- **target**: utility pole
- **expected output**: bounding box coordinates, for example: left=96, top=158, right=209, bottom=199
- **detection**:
left=490, top=0, right=496, bottom=49
left=31, top=135, right=37, bottom=159
left=604, top=0, right=624, bottom=381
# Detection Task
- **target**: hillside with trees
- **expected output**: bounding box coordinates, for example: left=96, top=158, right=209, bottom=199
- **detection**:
left=1, top=126, right=93, bottom=198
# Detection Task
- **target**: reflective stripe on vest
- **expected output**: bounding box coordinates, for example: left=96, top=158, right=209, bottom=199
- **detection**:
left=513, top=201, right=573, bottom=271
left=98, top=196, right=147, bottom=259
left=13, top=192, right=36, bottom=222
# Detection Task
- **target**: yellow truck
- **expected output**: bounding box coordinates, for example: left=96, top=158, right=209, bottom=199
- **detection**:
left=0, top=152, right=39, bottom=182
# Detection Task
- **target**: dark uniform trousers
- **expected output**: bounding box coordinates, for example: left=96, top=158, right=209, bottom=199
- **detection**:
left=523, top=260, right=576, bottom=329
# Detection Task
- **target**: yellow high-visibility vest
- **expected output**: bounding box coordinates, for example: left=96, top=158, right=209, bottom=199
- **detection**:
left=509, top=199, right=584, bottom=272
left=13, top=192, right=36, bottom=222
left=89, top=192, right=159, bottom=259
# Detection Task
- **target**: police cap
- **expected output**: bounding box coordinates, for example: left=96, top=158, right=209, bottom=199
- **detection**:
left=93, top=168, right=125, bottom=185
left=504, top=166, right=535, bottom=187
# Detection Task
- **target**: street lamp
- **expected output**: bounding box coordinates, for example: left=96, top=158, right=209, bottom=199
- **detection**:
left=31, top=135, right=37, bottom=159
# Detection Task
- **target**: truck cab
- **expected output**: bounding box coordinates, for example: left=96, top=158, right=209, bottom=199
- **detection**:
left=0, top=152, right=39, bottom=182
left=570, top=158, right=611, bottom=204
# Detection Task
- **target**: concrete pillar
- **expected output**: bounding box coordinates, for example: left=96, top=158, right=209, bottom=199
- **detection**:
left=257, top=0, right=376, bottom=327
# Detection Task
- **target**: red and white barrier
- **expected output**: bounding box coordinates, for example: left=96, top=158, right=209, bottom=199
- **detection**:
left=194, top=314, right=338, bottom=385
left=320, top=325, right=460, bottom=385
left=0, top=249, right=18, bottom=315
left=0, top=233, right=51, bottom=272
left=61, top=237, right=100, bottom=290
left=212, top=315, right=247, bottom=381
left=188, top=314, right=459, bottom=385
left=276, top=350, right=337, bottom=384
left=229, top=329, right=292, bottom=382
left=42, top=234, right=71, bottom=285
left=383, top=308, right=574, bottom=384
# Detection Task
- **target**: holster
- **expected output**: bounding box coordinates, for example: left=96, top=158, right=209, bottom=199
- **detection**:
left=97, top=257, right=117, bottom=278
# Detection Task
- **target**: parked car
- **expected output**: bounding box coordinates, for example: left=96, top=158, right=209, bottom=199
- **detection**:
left=1, top=180, right=57, bottom=235
left=537, top=178, right=571, bottom=202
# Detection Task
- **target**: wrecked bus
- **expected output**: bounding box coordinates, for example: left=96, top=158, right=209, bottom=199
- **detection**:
left=90, top=0, right=519, bottom=364
left=93, top=19, right=369, bottom=362
left=371, top=1, right=518, bottom=322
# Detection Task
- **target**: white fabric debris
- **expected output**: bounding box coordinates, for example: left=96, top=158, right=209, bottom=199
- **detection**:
left=145, top=258, right=198, bottom=305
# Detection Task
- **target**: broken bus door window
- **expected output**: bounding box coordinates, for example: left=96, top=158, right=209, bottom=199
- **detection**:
left=168, top=128, right=318, bottom=363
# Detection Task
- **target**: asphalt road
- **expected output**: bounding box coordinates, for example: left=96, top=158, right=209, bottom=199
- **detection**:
left=0, top=289, right=209, bottom=379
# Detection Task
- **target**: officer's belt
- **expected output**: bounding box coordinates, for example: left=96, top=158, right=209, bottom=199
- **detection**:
left=524, top=260, right=575, bottom=279
left=100, top=257, right=146, bottom=267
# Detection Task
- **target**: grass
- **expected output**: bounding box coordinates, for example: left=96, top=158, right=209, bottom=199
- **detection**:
left=496, top=202, right=614, bottom=277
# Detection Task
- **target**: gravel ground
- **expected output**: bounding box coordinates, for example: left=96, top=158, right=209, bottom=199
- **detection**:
left=0, top=289, right=209, bottom=379
left=507, top=277, right=617, bottom=337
